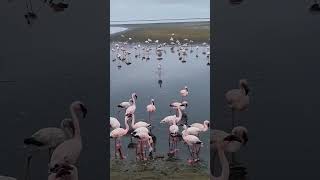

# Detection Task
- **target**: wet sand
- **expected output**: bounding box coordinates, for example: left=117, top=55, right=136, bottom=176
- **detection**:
left=110, top=21, right=210, bottom=43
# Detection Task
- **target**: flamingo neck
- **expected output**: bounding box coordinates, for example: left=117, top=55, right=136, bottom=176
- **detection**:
left=132, top=94, right=136, bottom=104
left=203, top=122, right=209, bottom=131
left=215, top=147, right=229, bottom=180
left=70, top=106, right=81, bottom=139
left=124, top=117, right=130, bottom=133
left=176, top=108, right=182, bottom=122
left=130, top=114, right=136, bottom=128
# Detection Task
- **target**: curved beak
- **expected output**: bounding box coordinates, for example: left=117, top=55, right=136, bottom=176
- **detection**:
left=135, top=95, right=138, bottom=99
left=80, top=104, right=87, bottom=118
left=224, top=135, right=241, bottom=143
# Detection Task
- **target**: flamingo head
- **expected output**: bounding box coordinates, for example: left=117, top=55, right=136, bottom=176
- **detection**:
left=204, top=120, right=210, bottom=127
left=239, top=79, right=250, bottom=95
left=71, top=101, right=87, bottom=118
left=232, top=126, right=248, bottom=145
left=151, top=99, right=155, bottom=104
left=132, top=93, right=138, bottom=100
left=184, top=86, right=188, bottom=91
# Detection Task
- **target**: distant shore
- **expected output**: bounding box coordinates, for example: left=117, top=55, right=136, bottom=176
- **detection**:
left=110, top=21, right=210, bottom=43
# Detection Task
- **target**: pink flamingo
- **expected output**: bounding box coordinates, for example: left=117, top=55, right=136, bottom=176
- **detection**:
left=125, top=93, right=138, bottom=117
left=49, top=101, right=87, bottom=174
left=180, top=86, right=189, bottom=101
left=109, top=116, right=130, bottom=159
left=132, top=132, right=154, bottom=161
left=160, top=106, right=183, bottom=152
left=130, top=113, right=151, bottom=130
left=146, top=99, right=156, bottom=122
left=182, top=129, right=203, bottom=164
left=225, top=79, right=250, bottom=127
left=48, top=163, right=78, bottom=180
left=168, top=120, right=179, bottom=156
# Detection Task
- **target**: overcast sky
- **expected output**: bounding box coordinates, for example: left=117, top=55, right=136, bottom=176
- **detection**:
left=110, top=0, right=210, bottom=22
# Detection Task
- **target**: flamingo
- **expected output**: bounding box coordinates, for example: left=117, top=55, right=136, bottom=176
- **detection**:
left=146, top=99, right=156, bottom=122
left=131, top=127, right=149, bottom=135
left=183, top=124, right=202, bottom=136
left=170, top=101, right=188, bottom=114
left=130, top=113, right=151, bottom=130
left=23, top=118, right=74, bottom=180
left=109, top=117, right=120, bottom=129
left=168, top=120, right=180, bottom=156
left=160, top=105, right=183, bottom=126
left=109, top=116, right=130, bottom=159
left=180, top=86, right=189, bottom=101
left=211, top=126, right=248, bottom=166
left=189, top=120, right=210, bottom=132
left=132, top=131, right=154, bottom=160
left=225, top=79, right=250, bottom=127
left=211, top=135, right=242, bottom=180
left=48, top=101, right=87, bottom=173
left=161, top=106, right=183, bottom=150
left=211, top=126, right=248, bottom=153
left=48, top=164, right=78, bottom=180
left=182, top=130, right=203, bottom=164
left=125, top=93, right=138, bottom=117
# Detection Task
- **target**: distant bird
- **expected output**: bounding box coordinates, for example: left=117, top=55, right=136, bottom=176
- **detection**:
left=49, top=101, right=87, bottom=173
left=225, top=79, right=250, bottom=127
left=125, top=93, right=138, bottom=116
left=109, top=117, right=120, bottom=129
left=180, top=86, right=189, bottom=101
left=146, top=99, right=156, bottom=122
left=110, top=116, right=130, bottom=159
left=189, top=120, right=210, bottom=132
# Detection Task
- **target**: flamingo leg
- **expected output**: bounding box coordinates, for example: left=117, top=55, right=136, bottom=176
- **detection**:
left=24, top=154, right=32, bottom=180
left=114, top=138, right=117, bottom=158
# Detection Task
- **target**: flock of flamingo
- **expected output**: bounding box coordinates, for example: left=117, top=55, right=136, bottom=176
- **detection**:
left=111, top=33, right=210, bottom=69
left=0, top=101, right=87, bottom=180
left=110, top=85, right=210, bottom=164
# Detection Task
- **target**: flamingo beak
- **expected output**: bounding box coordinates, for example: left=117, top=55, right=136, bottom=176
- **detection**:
left=242, top=132, right=248, bottom=145
left=207, top=123, right=210, bottom=128
left=224, top=135, right=241, bottom=143
left=80, top=104, right=87, bottom=118
left=135, top=95, right=138, bottom=99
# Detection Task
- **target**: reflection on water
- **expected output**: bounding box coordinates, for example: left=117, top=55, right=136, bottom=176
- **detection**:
left=110, top=43, right=210, bottom=177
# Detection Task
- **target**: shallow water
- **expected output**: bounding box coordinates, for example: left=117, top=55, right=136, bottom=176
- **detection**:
left=110, top=43, right=210, bottom=177
left=110, top=27, right=128, bottom=34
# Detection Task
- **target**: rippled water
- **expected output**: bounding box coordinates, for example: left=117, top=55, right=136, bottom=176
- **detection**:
left=110, top=43, right=210, bottom=178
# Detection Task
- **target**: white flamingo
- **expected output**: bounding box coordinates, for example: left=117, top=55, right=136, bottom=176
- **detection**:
left=125, top=93, right=138, bottom=117
left=131, top=127, right=149, bottom=135
left=130, top=113, right=151, bottom=130
left=225, top=79, right=250, bottom=127
left=160, top=105, right=183, bottom=126
left=109, top=117, right=120, bottom=129
left=189, top=120, right=210, bottom=132
left=146, top=99, right=156, bottom=122
left=49, top=101, right=87, bottom=173
left=183, top=124, right=202, bottom=136
left=109, top=116, right=130, bottom=159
